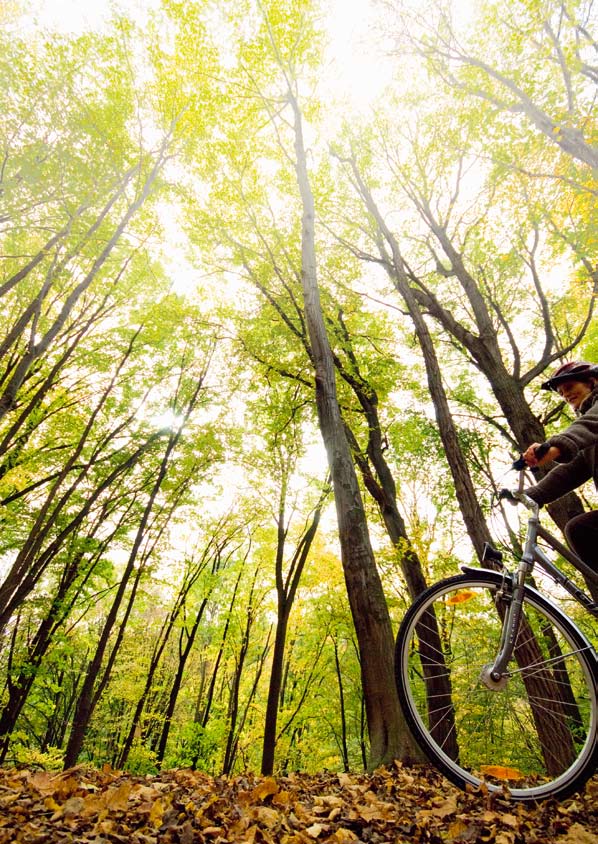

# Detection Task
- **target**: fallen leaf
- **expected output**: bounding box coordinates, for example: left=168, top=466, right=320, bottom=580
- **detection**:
left=495, top=832, right=515, bottom=844
left=447, top=818, right=469, bottom=841
left=149, top=796, right=164, bottom=827
left=557, top=822, right=598, bottom=844
left=62, top=795, right=85, bottom=816
left=0, top=764, right=594, bottom=844
left=105, top=781, right=132, bottom=811
left=479, top=765, right=524, bottom=781
left=251, top=805, right=280, bottom=828
left=251, top=777, right=279, bottom=801
left=272, top=789, right=293, bottom=807
left=328, top=828, right=359, bottom=842
left=431, top=795, right=458, bottom=818
left=43, top=795, right=61, bottom=811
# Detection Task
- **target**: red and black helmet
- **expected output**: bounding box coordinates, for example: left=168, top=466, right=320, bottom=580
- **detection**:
left=541, top=360, right=598, bottom=391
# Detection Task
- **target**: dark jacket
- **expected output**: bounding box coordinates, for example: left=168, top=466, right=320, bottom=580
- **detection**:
left=527, top=387, right=598, bottom=507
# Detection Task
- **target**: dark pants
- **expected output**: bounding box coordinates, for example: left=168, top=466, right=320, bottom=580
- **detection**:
left=564, top=511, right=598, bottom=572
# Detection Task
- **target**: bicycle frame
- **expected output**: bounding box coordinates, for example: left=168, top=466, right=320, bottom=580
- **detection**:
left=395, top=466, right=598, bottom=801
left=474, top=482, right=598, bottom=684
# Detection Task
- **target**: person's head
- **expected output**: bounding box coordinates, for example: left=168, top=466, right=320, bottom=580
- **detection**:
left=541, top=361, right=598, bottom=410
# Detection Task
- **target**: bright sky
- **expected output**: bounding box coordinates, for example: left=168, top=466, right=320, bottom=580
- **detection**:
left=17, top=0, right=396, bottom=298
left=20, top=0, right=394, bottom=111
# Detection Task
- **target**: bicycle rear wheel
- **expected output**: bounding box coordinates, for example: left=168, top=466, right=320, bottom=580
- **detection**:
left=395, top=571, right=598, bottom=802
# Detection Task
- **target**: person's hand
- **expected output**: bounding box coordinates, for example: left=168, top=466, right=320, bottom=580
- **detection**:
left=522, top=443, right=561, bottom=467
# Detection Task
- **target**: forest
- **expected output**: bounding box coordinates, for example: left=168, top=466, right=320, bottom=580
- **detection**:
left=1, top=0, right=597, bottom=787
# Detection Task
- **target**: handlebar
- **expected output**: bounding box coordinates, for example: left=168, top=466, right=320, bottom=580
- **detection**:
left=511, top=442, right=550, bottom=472
left=498, top=487, right=538, bottom=511
left=498, top=448, right=543, bottom=512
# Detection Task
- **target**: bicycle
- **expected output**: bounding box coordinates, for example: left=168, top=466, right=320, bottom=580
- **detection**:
left=394, top=458, right=598, bottom=803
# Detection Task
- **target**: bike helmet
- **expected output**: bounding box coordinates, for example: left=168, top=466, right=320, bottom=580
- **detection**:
left=541, top=360, right=598, bottom=391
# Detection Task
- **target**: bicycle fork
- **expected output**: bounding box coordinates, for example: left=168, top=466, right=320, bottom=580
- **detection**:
left=480, top=512, right=540, bottom=691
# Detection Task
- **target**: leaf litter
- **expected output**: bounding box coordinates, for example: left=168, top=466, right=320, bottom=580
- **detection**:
left=0, top=763, right=596, bottom=843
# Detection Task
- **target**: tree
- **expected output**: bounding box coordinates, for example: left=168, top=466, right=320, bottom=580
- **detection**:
left=178, top=0, right=421, bottom=767
left=387, top=0, right=598, bottom=172
left=332, top=98, right=598, bottom=598
left=62, top=353, right=216, bottom=768
left=259, top=444, right=330, bottom=775
left=114, top=512, right=245, bottom=769
left=287, top=86, right=416, bottom=767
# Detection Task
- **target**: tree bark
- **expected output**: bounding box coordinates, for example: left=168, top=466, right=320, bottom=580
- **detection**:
left=346, top=160, right=493, bottom=561
left=289, top=90, right=418, bottom=768
left=261, top=479, right=329, bottom=775
left=62, top=421, right=184, bottom=768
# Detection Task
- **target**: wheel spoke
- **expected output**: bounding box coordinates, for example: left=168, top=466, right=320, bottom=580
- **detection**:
left=395, top=574, right=598, bottom=802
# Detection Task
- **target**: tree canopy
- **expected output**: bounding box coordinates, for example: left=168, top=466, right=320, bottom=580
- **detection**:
left=0, top=0, right=596, bottom=778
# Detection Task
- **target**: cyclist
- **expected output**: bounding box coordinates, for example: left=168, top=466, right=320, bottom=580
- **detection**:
left=522, top=360, right=598, bottom=572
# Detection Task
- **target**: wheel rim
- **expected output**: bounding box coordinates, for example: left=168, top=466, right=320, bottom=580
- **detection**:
left=397, top=577, right=598, bottom=801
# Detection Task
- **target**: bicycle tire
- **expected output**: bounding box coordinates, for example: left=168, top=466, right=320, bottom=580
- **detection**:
left=395, top=570, right=598, bottom=803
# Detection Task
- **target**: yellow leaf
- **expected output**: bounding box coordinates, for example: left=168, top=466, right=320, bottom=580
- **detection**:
left=29, top=772, right=56, bottom=796
left=448, top=819, right=469, bottom=838
left=43, top=796, right=61, bottom=811
left=149, top=797, right=164, bottom=827
left=446, top=591, right=476, bottom=605
left=431, top=795, right=458, bottom=818
left=251, top=806, right=280, bottom=828
left=251, top=777, right=279, bottom=801
left=357, top=803, right=390, bottom=821
left=105, top=781, right=131, bottom=811
left=556, top=822, right=598, bottom=844
left=329, top=829, right=359, bottom=843
left=272, top=789, right=292, bottom=806
left=80, top=793, right=106, bottom=817
left=496, top=833, right=516, bottom=844
left=480, top=765, right=524, bottom=781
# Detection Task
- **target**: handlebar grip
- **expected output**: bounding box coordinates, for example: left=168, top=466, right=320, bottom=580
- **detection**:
left=513, top=442, right=550, bottom=471
left=535, top=442, right=550, bottom=459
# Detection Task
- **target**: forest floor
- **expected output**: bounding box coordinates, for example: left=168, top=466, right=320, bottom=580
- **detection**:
left=0, top=762, right=596, bottom=843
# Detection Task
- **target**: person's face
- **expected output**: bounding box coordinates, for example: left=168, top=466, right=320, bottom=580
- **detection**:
left=556, top=378, right=593, bottom=410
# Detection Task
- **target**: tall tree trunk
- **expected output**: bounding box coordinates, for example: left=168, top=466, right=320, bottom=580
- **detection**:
left=154, top=597, right=209, bottom=767
left=222, top=569, right=260, bottom=776
left=346, top=161, right=493, bottom=561
left=398, top=186, right=598, bottom=552
left=289, top=90, right=418, bottom=768
left=155, top=534, right=232, bottom=767
left=332, top=635, right=350, bottom=772
left=0, top=523, right=114, bottom=763
left=63, top=425, right=181, bottom=768
left=261, top=480, right=328, bottom=775
left=116, top=527, right=220, bottom=769
left=261, top=612, right=291, bottom=775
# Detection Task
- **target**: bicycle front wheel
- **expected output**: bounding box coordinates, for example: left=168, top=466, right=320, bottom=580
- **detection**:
left=395, top=571, right=598, bottom=803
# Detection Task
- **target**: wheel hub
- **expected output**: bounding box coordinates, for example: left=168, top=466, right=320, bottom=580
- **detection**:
left=479, top=664, right=508, bottom=690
